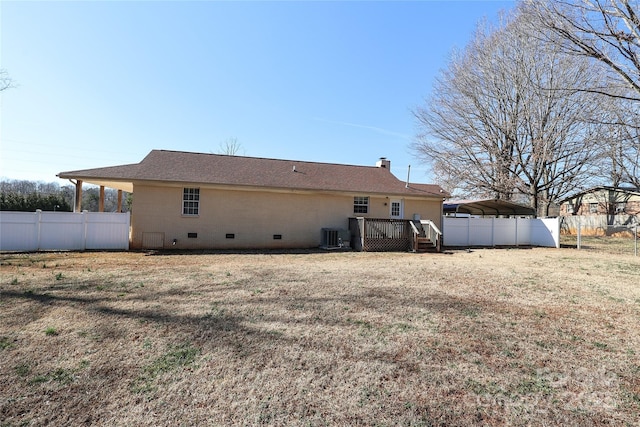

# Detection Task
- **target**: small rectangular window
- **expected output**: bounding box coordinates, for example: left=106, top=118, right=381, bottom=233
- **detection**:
left=273, top=234, right=282, bottom=240
left=391, top=201, right=401, bottom=217
left=187, top=232, right=198, bottom=238
left=226, top=233, right=235, bottom=239
left=354, top=196, right=369, bottom=214
left=183, top=188, right=200, bottom=215
left=589, top=203, right=598, bottom=214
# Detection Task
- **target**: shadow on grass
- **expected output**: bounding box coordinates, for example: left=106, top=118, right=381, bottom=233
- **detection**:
left=0, top=284, right=520, bottom=359
left=0, top=282, right=523, bottom=364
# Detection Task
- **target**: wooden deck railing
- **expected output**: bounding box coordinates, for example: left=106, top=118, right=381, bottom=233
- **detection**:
left=349, top=217, right=442, bottom=252
left=349, top=217, right=410, bottom=252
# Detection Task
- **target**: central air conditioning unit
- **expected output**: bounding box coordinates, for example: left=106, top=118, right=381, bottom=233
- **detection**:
left=321, top=228, right=351, bottom=249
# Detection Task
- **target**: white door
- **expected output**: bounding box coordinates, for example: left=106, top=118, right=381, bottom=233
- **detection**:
left=390, top=199, right=403, bottom=219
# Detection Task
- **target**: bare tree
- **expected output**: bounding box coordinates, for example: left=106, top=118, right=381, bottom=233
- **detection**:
left=217, top=137, right=244, bottom=156
left=414, top=18, right=524, bottom=201
left=524, top=0, right=640, bottom=101
left=522, top=1, right=640, bottom=189
left=597, top=98, right=640, bottom=187
left=413, top=7, right=606, bottom=216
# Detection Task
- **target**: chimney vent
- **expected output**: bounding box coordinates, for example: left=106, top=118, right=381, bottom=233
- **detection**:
left=376, top=157, right=391, bottom=170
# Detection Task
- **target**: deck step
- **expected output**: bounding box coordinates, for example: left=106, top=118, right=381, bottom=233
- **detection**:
left=415, top=237, right=435, bottom=252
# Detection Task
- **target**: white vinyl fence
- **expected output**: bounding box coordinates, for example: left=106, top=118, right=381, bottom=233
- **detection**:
left=0, top=211, right=130, bottom=251
left=443, top=217, right=560, bottom=248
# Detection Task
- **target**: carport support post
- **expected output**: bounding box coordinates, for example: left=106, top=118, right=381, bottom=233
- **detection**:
left=74, top=180, right=83, bottom=213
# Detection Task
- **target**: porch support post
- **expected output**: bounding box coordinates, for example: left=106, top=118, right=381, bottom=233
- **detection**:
left=99, top=186, right=105, bottom=212
left=75, top=180, right=83, bottom=213
left=117, top=190, right=123, bottom=213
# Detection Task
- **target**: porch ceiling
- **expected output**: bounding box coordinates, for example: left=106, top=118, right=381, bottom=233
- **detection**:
left=70, top=178, right=133, bottom=193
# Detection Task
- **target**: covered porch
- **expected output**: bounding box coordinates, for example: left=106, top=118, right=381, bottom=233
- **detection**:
left=63, top=178, right=133, bottom=213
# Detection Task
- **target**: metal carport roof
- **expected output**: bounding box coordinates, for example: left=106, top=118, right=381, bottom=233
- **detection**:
left=443, top=199, right=536, bottom=217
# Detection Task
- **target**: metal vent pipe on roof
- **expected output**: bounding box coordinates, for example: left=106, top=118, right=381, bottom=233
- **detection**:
left=406, top=165, right=411, bottom=188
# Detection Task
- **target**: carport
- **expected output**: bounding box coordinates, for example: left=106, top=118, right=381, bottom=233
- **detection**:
left=442, top=199, right=558, bottom=247
left=444, top=199, right=536, bottom=218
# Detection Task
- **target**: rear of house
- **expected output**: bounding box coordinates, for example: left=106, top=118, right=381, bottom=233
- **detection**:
left=59, top=150, right=447, bottom=250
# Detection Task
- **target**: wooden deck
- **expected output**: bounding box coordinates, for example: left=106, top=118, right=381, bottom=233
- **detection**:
left=349, top=217, right=441, bottom=252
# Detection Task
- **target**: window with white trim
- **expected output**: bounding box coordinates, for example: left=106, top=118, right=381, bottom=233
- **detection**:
left=353, top=196, right=369, bottom=214
left=391, top=201, right=401, bottom=217
left=183, top=188, right=200, bottom=215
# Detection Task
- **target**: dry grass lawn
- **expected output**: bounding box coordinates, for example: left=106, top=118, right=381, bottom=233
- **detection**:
left=1, top=247, right=639, bottom=426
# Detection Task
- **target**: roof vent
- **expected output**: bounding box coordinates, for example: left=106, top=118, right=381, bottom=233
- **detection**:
left=376, top=157, right=391, bottom=170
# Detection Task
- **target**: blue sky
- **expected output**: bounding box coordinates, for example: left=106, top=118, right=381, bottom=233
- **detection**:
left=1, top=0, right=514, bottom=186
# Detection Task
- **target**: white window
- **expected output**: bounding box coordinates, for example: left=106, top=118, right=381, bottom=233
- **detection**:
left=392, top=202, right=400, bottom=216
left=353, top=196, right=369, bottom=214
left=390, top=199, right=403, bottom=218
left=589, top=203, right=598, bottom=214
left=183, top=188, right=200, bottom=215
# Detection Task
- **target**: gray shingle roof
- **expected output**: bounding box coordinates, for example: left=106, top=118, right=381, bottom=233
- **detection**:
left=58, top=150, right=446, bottom=198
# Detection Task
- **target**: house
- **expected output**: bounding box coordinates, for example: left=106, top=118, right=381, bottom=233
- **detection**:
left=58, top=150, right=447, bottom=250
left=559, top=186, right=640, bottom=235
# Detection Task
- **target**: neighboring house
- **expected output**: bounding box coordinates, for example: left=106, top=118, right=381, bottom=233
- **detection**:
left=58, top=150, right=447, bottom=250
left=559, top=186, right=640, bottom=235
left=559, top=186, right=640, bottom=217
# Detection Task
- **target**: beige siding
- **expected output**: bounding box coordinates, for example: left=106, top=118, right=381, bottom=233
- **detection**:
left=359, top=197, right=443, bottom=229
left=130, top=184, right=442, bottom=249
left=404, top=199, right=443, bottom=230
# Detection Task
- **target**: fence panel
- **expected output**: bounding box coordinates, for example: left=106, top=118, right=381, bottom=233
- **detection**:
left=516, top=218, right=532, bottom=244
left=468, top=218, right=493, bottom=246
left=492, top=218, right=517, bottom=246
left=86, top=212, right=130, bottom=250
left=0, top=211, right=130, bottom=251
left=442, top=217, right=559, bottom=248
left=0, top=211, right=39, bottom=251
left=531, top=218, right=560, bottom=247
left=39, top=212, right=84, bottom=250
